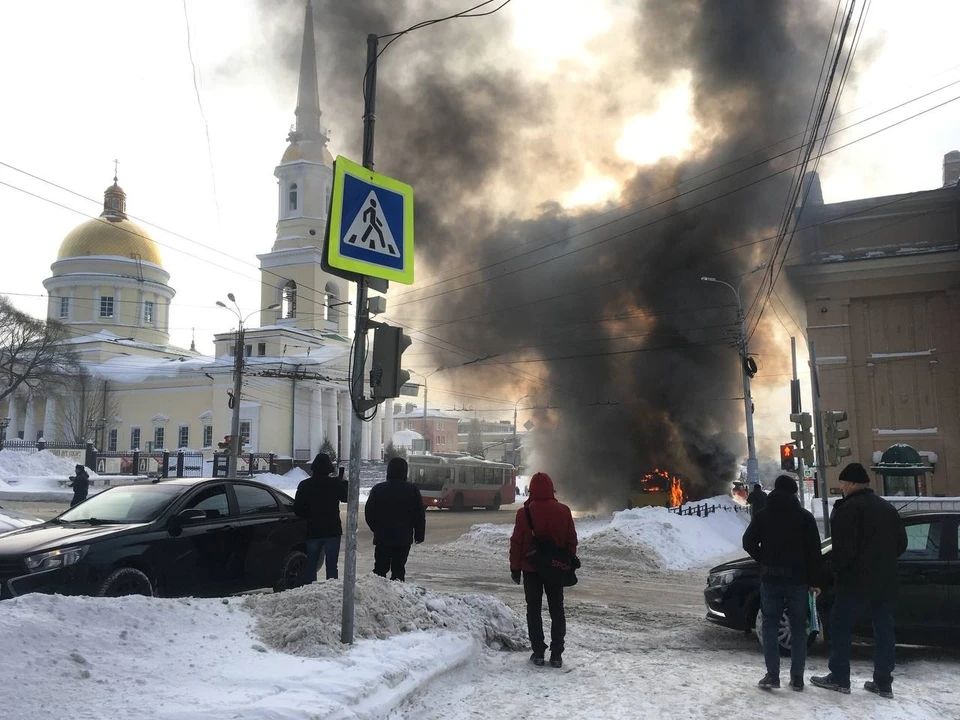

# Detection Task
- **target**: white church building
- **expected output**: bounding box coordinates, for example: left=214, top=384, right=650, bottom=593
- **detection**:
left=0, top=0, right=391, bottom=466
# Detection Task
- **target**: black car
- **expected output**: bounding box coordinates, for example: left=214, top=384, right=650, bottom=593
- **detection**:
left=704, top=511, right=960, bottom=652
left=0, top=478, right=309, bottom=599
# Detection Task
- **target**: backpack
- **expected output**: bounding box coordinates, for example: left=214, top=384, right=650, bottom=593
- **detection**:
left=524, top=505, right=581, bottom=587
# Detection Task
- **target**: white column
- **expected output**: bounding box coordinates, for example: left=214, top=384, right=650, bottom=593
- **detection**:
left=6, top=395, right=20, bottom=439
left=323, top=388, right=338, bottom=450
left=23, top=398, right=38, bottom=442
left=361, top=419, right=372, bottom=461
left=310, top=386, right=323, bottom=458
left=372, top=411, right=383, bottom=461
left=42, top=396, right=58, bottom=441
left=338, top=390, right=351, bottom=461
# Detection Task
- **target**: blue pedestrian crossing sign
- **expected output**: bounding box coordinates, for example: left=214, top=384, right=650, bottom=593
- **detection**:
left=326, top=155, right=415, bottom=284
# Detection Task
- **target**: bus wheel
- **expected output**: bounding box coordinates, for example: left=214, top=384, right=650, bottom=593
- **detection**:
left=452, top=493, right=465, bottom=512
left=486, top=493, right=501, bottom=511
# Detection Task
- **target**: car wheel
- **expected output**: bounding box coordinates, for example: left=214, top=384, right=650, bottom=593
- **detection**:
left=754, top=607, right=821, bottom=655
left=452, top=493, right=465, bottom=512
left=486, top=493, right=501, bottom=511
left=275, top=550, right=307, bottom=592
left=98, top=567, right=154, bottom=598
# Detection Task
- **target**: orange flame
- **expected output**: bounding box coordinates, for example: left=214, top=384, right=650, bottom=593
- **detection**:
left=670, top=476, right=685, bottom=508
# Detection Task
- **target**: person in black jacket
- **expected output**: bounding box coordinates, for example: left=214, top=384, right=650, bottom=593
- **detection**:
left=812, top=463, right=908, bottom=699
left=743, top=475, right=822, bottom=691
left=68, top=465, right=90, bottom=507
left=294, top=453, right=347, bottom=584
left=364, top=457, right=425, bottom=582
left=746, top=483, right=768, bottom=515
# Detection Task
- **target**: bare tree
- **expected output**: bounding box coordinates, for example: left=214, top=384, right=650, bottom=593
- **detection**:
left=56, top=370, right=119, bottom=446
left=467, top=419, right=484, bottom=457
left=0, top=297, right=78, bottom=403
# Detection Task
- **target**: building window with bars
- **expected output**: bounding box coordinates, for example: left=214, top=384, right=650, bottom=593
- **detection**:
left=144, top=300, right=155, bottom=324
left=100, top=296, right=114, bottom=318
left=178, top=425, right=189, bottom=448
left=108, top=428, right=118, bottom=452
left=203, top=425, right=213, bottom=448
left=130, top=427, right=140, bottom=450
left=59, top=296, right=69, bottom=319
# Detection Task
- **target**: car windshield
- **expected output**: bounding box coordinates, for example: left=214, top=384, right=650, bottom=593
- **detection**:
left=57, top=484, right=183, bottom=524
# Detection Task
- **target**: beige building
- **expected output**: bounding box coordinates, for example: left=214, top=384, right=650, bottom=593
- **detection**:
left=788, top=157, right=960, bottom=496
left=1, top=0, right=392, bottom=466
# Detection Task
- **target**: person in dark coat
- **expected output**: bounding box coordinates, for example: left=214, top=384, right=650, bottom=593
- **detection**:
left=746, top=483, right=768, bottom=515
left=743, top=475, right=822, bottom=691
left=293, top=453, right=347, bottom=584
left=68, top=465, right=90, bottom=507
left=509, top=471, right=578, bottom=669
left=364, top=457, right=425, bottom=582
left=811, top=462, right=908, bottom=699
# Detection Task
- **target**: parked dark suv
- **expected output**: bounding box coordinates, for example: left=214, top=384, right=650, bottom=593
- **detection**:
left=0, top=478, right=309, bottom=599
left=704, top=511, right=960, bottom=652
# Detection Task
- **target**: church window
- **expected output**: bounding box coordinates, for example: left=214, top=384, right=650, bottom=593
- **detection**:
left=100, top=296, right=114, bottom=318
left=289, top=183, right=298, bottom=211
left=108, top=429, right=118, bottom=452
left=110, top=198, right=120, bottom=210
left=178, top=425, right=190, bottom=448
left=154, top=426, right=165, bottom=450
left=324, top=282, right=339, bottom=324
left=202, top=424, right=213, bottom=448
left=143, top=300, right=155, bottom=324
left=130, top=427, right=141, bottom=450
left=282, top=280, right=297, bottom=319
left=239, top=421, right=251, bottom=447
left=59, top=296, right=69, bottom=319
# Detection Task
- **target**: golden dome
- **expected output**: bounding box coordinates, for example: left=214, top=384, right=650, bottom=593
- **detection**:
left=281, top=140, right=334, bottom=167
left=57, top=216, right=162, bottom=266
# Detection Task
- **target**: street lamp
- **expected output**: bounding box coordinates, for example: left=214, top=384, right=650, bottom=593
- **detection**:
left=408, top=366, right=445, bottom=453
left=700, top=262, right=767, bottom=489
left=217, top=296, right=281, bottom=477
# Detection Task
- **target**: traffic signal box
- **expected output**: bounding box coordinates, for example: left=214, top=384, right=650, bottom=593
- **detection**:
left=217, top=435, right=233, bottom=450
left=370, top=324, right=412, bottom=400
left=789, top=412, right=814, bottom=465
left=780, top=443, right=796, bottom=471
left=823, top=410, right=852, bottom=466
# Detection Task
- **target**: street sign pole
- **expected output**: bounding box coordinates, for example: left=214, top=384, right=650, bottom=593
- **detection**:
left=342, top=32, right=379, bottom=645
left=791, top=336, right=806, bottom=507
left=809, top=340, right=831, bottom=537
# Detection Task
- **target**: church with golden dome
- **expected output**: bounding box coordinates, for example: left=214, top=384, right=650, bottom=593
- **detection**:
left=1, top=1, right=390, bottom=467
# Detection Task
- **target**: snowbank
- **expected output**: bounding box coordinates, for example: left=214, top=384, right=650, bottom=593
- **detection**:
left=0, top=578, right=523, bottom=719
left=244, top=575, right=527, bottom=656
left=257, top=467, right=372, bottom=503
left=0, top=449, right=102, bottom=498
left=453, top=495, right=750, bottom=571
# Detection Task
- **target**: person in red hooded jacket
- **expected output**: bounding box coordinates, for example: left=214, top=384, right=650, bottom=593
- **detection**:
left=510, top=471, right=578, bottom=668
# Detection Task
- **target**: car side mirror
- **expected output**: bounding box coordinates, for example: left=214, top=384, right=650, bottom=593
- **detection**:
left=166, top=508, right=206, bottom=535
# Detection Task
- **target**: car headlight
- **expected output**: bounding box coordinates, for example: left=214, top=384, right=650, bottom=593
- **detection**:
left=25, top=546, right=89, bottom=572
left=707, top=571, right=737, bottom=588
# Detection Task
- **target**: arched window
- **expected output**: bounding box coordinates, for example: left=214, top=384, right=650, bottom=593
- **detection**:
left=324, top=281, right=339, bottom=325
left=282, top=280, right=297, bottom=319
left=288, top=183, right=298, bottom=211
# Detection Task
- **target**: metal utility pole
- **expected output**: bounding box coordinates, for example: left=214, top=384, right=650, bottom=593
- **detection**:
left=341, top=32, right=378, bottom=645
left=791, top=337, right=806, bottom=506
left=228, top=324, right=244, bottom=478
left=809, top=340, right=831, bottom=537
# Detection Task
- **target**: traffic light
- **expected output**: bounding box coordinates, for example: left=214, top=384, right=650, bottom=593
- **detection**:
left=217, top=435, right=233, bottom=450
left=370, top=324, right=412, bottom=400
left=789, top=412, right=814, bottom=465
left=780, top=443, right=796, bottom=471
left=823, top=410, right=852, bottom=466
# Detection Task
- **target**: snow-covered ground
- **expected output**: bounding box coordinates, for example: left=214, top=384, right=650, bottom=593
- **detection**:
left=0, top=449, right=102, bottom=499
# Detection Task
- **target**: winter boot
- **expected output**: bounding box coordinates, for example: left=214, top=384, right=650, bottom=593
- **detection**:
left=864, top=681, right=893, bottom=699
left=549, top=652, right=563, bottom=669
left=757, top=674, right=780, bottom=690
left=530, top=651, right=545, bottom=667
left=810, top=674, right=850, bottom=694
left=789, top=675, right=804, bottom=692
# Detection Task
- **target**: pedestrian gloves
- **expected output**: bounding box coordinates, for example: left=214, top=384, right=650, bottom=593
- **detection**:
left=511, top=570, right=522, bottom=585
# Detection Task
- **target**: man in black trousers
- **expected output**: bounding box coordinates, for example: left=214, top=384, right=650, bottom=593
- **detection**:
left=364, top=457, right=425, bottom=581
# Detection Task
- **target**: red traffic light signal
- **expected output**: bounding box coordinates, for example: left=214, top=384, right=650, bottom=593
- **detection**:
left=780, top=443, right=795, bottom=471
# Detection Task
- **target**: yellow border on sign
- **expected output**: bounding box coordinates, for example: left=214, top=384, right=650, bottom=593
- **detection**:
left=327, top=155, right=415, bottom=285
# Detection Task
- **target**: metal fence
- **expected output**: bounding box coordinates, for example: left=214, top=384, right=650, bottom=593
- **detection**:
left=211, top=452, right=277, bottom=478
left=668, top=502, right=750, bottom=518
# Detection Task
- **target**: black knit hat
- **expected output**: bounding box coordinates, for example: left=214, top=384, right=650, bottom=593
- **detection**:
left=311, top=452, right=335, bottom=477
left=838, top=462, right=870, bottom=485
left=387, top=457, right=408, bottom=480
left=774, top=475, right=798, bottom=494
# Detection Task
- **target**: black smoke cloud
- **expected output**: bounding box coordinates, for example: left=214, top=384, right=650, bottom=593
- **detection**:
left=250, top=0, right=840, bottom=509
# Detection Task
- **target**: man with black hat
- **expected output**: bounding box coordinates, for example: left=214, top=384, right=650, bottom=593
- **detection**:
left=743, top=474, right=822, bottom=691
left=294, top=452, right=347, bottom=584
left=811, top=462, right=907, bottom=699
left=364, top=457, right=426, bottom=582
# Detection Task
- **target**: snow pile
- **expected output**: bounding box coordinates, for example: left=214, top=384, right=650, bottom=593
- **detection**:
left=0, top=590, right=480, bottom=719
left=245, top=574, right=527, bottom=656
left=581, top=496, right=750, bottom=570
left=0, top=449, right=101, bottom=498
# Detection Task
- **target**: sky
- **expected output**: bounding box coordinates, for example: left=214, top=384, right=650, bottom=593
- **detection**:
left=0, top=0, right=958, bottom=418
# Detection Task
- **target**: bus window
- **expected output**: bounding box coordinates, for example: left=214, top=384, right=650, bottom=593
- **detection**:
left=484, top=468, right=495, bottom=485
left=463, top=467, right=474, bottom=485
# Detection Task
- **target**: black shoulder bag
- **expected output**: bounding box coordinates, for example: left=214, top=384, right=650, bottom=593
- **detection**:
left=524, top=505, right=581, bottom=587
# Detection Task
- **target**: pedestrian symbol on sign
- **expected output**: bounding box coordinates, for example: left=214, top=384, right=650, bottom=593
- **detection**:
left=344, top=191, right=400, bottom=257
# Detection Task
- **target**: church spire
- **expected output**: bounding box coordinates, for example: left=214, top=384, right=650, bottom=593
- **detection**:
left=290, top=0, right=328, bottom=145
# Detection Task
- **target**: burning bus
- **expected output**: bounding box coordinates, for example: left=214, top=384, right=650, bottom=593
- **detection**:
left=627, top=469, right=686, bottom=509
